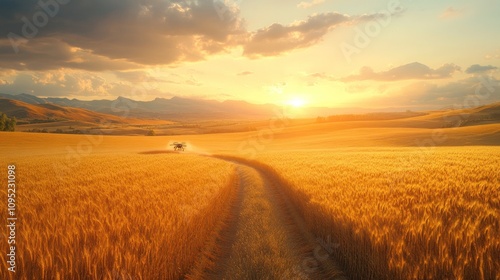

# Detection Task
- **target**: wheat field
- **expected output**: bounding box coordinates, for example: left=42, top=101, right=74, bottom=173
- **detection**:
left=0, top=153, right=237, bottom=280
left=251, top=147, right=500, bottom=280
left=1, top=131, right=499, bottom=279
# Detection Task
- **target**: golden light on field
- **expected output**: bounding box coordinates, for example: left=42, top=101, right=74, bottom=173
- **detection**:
left=1, top=0, right=500, bottom=279
left=0, top=153, right=238, bottom=279
left=255, top=148, right=500, bottom=280
left=1, top=100, right=500, bottom=279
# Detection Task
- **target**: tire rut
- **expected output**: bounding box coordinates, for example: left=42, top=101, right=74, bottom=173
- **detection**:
left=194, top=156, right=348, bottom=280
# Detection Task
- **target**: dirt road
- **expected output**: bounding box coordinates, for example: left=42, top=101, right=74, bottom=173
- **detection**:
left=191, top=157, right=348, bottom=279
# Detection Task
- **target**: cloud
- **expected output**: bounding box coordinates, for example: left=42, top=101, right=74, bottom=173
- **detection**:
left=113, top=71, right=160, bottom=84
left=302, top=72, right=335, bottom=86
left=359, top=76, right=500, bottom=108
left=0, top=38, right=138, bottom=71
left=341, top=62, right=461, bottom=82
left=404, top=76, right=500, bottom=107
left=237, top=71, right=253, bottom=76
left=465, top=64, right=498, bottom=74
left=297, top=0, right=325, bottom=9
left=485, top=50, right=500, bottom=60
left=0, top=0, right=244, bottom=71
left=309, top=72, right=335, bottom=81
left=243, top=10, right=400, bottom=58
left=439, top=7, right=464, bottom=20
left=243, top=12, right=351, bottom=57
left=0, top=71, right=116, bottom=97
left=0, top=1, right=402, bottom=72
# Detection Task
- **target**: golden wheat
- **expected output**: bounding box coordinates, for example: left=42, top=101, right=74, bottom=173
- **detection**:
left=253, top=147, right=500, bottom=280
left=0, top=153, right=237, bottom=280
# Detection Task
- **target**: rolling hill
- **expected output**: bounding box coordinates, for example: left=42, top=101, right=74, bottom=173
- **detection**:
left=406, top=102, right=500, bottom=127
left=0, top=93, right=425, bottom=120
left=0, top=98, right=171, bottom=125
left=1, top=92, right=499, bottom=139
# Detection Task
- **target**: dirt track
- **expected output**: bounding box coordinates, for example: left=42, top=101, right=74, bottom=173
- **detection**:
left=194, top=157, right=348, bottom=280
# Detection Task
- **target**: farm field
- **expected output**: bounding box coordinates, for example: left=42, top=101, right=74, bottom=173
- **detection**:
left=2, top=1, right=500, bottom=278
left=0, top=153, right=238, bottom=279
left=251, top=148, right=500, bottom=279
left=1, top=116, right=499, bottom=279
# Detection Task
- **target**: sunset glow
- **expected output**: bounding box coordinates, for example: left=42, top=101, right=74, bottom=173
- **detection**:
left=0, top=0, right=497, bottom=109
left=287, top=97, right=306, bottom=108
left=1, top=1, right=500, bottom=279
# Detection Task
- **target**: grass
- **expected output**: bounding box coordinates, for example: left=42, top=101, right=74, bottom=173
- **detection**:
left=251, top=147, right=500, bottom=280
left=0, top=153, right=238, bottom=280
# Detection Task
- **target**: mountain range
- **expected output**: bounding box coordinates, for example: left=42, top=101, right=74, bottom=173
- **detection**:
left=0, top=93, right=421, bottom=122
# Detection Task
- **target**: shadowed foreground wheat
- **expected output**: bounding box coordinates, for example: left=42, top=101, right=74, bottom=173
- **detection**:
left=0, top=153, right=237, bottom=280
left=253, top=147, right=500, bottom=280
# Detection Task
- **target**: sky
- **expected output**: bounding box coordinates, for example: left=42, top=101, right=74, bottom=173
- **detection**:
left=0, top=0, right=499, bottom=109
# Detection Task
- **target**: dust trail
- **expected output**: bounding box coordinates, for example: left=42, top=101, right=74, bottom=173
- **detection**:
left=184, top=142, right=213, bottom=156
left=166, top=140, right=213, bottom=156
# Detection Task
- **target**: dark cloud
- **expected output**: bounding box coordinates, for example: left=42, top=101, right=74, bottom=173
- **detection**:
left=244, top=12, right=351, bottom=57
left=465, top=64, right=498, bottom=74
left=243, top=10, right=403, bottom=58
left=0, top=38, right=138, bottom=71
left=341, top=62, right=461, bottom=82
left=0, top=1, right=405, bottom=72
left=0, top=0, right=244, bottom=70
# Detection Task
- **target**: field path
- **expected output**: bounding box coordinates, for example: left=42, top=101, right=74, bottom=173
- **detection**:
left=192, top=157, right=348, bottom=279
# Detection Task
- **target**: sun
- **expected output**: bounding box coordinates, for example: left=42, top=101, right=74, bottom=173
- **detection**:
left=287, top=98, right=306, bottom=108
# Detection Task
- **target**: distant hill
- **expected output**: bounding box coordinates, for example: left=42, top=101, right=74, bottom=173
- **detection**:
left=0, top=93, right=426, bottom=120
left=0, top=93, right=47, bottom=105
left=0, top=98, right=171, bottom=125
left=405, top=102, right=500, bottom=127
left=0, top=93, right=281, bottom=120
left=1, top=93, right=499, bottom=124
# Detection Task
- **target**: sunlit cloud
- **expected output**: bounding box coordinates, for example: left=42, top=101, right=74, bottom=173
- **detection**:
left=237, top=71, right=254, bottom=76
left=341, top=62, right=461, bottom=82
left=485, top=50, right=500, bottom=60
left=244, top=12, right=350, bottom=57
left=439, top=6, right=464, bottom=20
left=0, top=0, right=498, bottom=109
left=243, top=11, right=395, bottom=57
left=297, top=0, right=325, bottom=9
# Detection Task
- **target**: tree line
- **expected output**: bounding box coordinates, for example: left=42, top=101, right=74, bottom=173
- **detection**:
left=0, top=113, right=16, bottom=131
